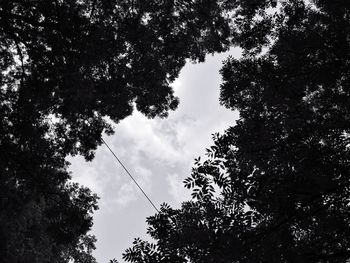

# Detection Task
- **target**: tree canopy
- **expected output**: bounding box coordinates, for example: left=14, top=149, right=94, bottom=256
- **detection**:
left=0, top=0, right=235, bottom=261
left=121, top=1, right=350, bottom=262
left=0, top=0, right=234, bottom=159
left=2, top=0, right=349, bottom=262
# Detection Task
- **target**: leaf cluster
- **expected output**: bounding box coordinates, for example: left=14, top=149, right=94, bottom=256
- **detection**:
left=122, top=1, right=350, bottom=262
left=0, top=0, right=237, bottom=261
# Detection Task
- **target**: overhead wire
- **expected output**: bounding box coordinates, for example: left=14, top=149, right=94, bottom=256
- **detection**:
left=101, top=138, right=160, bottom=213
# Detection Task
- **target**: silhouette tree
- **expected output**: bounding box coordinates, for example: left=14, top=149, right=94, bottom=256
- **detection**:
left=0, top=0, right=234, bottom=159
left=121, top=1, right=350, bottom=262
left=0, top=0, right=236, bottom=261
left=0, top=105, right=99, bottom=262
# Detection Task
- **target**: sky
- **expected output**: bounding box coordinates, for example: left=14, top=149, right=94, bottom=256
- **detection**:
left=68, top=48, right=241, bottom=263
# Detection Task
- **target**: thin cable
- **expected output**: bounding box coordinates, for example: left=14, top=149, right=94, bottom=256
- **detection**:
left=101, top=138, right=160, bottom=213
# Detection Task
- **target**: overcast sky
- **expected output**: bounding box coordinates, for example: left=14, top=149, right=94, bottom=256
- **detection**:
left=68, top=48, right=241, bottom=263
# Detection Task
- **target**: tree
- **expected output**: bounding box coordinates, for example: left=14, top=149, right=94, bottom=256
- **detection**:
left=121, top=1, right=350, bottom=262
left=0, top=0, right=234, bottom=159
left=0, top=95, right=99, bottom=262
left=0, top=0, right=236, bottom=261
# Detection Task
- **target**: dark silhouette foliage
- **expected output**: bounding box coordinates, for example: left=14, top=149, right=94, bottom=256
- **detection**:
left=0, top=0, right=236, bottom=262
left=0, top=0, right=233, bottom=159
left=0, top=104, right=99, bottom=262
left=121, top=1, right=350, bottom=262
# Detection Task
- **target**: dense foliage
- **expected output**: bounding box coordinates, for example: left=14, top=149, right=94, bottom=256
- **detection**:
left=121, top=1, right=350, bottom=262
left=0, top=0, right=235, bottom=261
left=0, top=0, right=234, bottom=159
left=0, top=101, right=99, bottom=262
left=2, top=0, right=349, bottom=261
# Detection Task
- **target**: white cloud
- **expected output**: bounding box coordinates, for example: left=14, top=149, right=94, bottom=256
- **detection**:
left=68, top=154, right=108, bottom=197
left=112, top=166, right=153, bottom=207
left=166, top=173, right=191, bottom=207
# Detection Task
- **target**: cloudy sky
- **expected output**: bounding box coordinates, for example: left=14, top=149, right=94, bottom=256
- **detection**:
left=69, top=48, right=241, bottom=263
